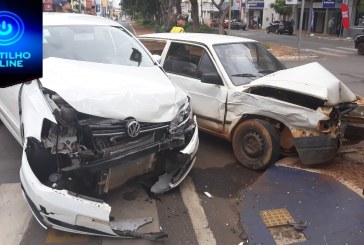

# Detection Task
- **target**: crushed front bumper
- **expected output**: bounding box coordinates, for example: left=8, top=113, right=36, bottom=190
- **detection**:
left=293, top=135, right=339, bottom=165
left=19, top=117, right=199, bottom=239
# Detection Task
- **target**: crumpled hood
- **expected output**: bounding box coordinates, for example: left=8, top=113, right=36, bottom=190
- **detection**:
left=40, top=58, right=187, bottom=122
left=247, top=62, right=356, bottom=106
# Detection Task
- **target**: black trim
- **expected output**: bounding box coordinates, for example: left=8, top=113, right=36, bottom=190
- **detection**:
left=293, top=136, right=338, bottom=165
left=80, top=137, right=184, bottom=173
left=21, top=184, right=51, bottom=228
left=47, top=217, right=114, bottom=236
left=195, top=113, right=232, bottom=125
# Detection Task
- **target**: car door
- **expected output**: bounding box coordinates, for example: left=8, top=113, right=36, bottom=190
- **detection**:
left=0, top=84, right=22, bottom=144
left=162, top=42, right=228, bottom=133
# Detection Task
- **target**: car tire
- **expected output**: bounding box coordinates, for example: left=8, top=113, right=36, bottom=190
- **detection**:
left=232, top=119, right=280, bottom=170
left=358, top=43, right=364, bottom=55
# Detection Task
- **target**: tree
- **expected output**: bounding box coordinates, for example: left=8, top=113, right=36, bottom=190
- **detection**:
left=269, top=0, right=293, bottom=21
left=211, top=0, right=231, bottom=34
left=190, top=0, right=200, bottom=32
left=175, top=0, right=181, bottom=14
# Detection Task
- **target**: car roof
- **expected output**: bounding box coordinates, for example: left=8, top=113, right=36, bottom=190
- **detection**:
left=43, top=12, right=122, bottom=27
left=139, top=33, right=258, bottom=46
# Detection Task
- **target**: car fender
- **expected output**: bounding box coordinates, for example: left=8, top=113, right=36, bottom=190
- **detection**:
left=20, top=80, right=56, bottom=142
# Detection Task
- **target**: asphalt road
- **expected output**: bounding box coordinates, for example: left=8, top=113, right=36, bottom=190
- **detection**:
left=1, top=24, right=363, bottom=245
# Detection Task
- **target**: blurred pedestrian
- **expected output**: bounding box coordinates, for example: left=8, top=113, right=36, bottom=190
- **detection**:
left=89, top=5, right=97, bottom=15
left=170, top=14, right=186, bottom=33
left=328, top=17, right=334, bottom=34
left=53, top=0, right=73, bottom=13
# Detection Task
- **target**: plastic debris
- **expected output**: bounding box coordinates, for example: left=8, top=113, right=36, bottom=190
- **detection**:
left=204, top=192, right=213, bottom=198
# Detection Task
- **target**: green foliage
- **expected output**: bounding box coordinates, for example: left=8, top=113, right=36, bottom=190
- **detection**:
left=269, top=0, right=293, bottom=18
left=121, top=0, right=158, bottom=19
left=197, top=24, right=218, bottom=33
left=262, top=43, right=270, bottom=49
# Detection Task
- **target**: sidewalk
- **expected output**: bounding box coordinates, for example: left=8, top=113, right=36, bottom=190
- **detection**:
left=249, top=28, right=353, bottom=41
left=130, top=22, right=153, bottom=36
left=131, top=21, right=353, bottom=41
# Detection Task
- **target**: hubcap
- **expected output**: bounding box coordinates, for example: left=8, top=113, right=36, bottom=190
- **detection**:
left=241, top=131, right=264, bottom=158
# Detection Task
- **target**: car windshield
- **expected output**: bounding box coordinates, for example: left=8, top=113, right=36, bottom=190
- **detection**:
left=213, top=42, right=285, bottom=86
left=43, top=25, right=154, bottom=67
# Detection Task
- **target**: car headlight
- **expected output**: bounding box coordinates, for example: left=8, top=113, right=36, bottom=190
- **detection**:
left=169, top=100, right=193, bottom=134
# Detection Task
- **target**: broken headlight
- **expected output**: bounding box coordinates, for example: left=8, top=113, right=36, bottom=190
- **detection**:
left=169, top=100, right=193, bottom=134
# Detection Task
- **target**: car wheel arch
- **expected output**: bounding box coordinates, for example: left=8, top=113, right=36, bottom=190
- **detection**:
left=229, top=115, right=296, bottom=169
left=358, top=42, right=364, bottom=55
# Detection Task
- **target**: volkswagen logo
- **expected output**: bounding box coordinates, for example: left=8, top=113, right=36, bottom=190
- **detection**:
left=127, top=120, right=141, bottom=137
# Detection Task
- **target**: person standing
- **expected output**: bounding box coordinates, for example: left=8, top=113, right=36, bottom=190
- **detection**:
left=53, top=0, right=73, bottom=13
left=328, top=17, right=334, bottom=34
left=170, top=14, right=186, bottom=33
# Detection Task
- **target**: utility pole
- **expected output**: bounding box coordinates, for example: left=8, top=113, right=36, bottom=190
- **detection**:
left=228, top=0, right=231, bottom=35
left=200, top=0, right=203, bottom=24
left=298, top=0, right=305, bottom=60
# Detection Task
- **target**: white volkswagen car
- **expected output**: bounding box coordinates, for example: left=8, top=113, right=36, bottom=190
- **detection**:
left=0, top=14, right=198, bottom=239
left=139, top=33, right=364, bottom=170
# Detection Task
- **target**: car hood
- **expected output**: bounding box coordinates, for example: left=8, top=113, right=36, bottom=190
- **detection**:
left=40, top=58, right=187, bottom=122
left=247, top=62, right=356, bottom=106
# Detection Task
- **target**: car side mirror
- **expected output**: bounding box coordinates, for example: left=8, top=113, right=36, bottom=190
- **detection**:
left=201, top=72, right=223, bottom=86
left=130, top=48, right=142, bottom=65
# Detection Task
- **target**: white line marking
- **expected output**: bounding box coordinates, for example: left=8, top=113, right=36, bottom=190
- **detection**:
left=337, top=47, right=357, bottom=51
left=180, top=177, right=216, bottom=245
left=320, top=47, right=353, bottom=54
left=302, top=49, right=343, bottom=57
left=0, top=183, right=32, bottom=245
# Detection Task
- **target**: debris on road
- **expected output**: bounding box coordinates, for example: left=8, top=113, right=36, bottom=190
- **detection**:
left=204, top=192, right=213, bottom=198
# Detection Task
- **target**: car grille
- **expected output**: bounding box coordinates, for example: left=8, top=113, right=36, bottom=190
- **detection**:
left=78, top=118, right=170, bottom=138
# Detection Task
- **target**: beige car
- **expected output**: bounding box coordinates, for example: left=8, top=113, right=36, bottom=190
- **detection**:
left=139, top=33, right=364, bottom=170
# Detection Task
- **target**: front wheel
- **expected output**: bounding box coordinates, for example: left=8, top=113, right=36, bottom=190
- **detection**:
left=232, top=119, right=280, bottom=170
left=358, top=42, right=364, bottom=55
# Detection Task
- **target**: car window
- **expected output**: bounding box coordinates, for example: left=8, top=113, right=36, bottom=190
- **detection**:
left=140, top=40, right=167, bottom=55
left=43, top=25, right=154, bottom=67
left=164, top=43, right=199, bottom=77
left=164, top=42, right=221, bottom=85
left=214, top=42, right=285, bottom=86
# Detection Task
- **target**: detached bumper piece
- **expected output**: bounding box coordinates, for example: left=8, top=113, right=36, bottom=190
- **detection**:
left=293, top=136, right=339, bottom=165
left=22, top=183, right=168, bottom=240
left=111, top=218, right=167, bottom=240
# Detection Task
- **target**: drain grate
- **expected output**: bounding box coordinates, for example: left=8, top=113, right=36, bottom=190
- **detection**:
left=259, top=208, right=294, bottom=227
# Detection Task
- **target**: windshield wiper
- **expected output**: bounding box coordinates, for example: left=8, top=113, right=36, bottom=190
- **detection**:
left=231, top=73, right=258, bottom=77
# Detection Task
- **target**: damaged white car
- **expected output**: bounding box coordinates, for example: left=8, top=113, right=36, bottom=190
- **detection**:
left=0, top=14, right=198, bottom=239
left=139, top=33, right=364, bottom=170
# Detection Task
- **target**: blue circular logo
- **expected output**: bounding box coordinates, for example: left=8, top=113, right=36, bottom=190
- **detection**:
left=0, top=11, right=24, bottom=46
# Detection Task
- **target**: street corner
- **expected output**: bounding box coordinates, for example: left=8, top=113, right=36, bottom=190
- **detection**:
left=266, top=43, right=319, bottom=61
left=275, top=142, right=364, bottom=197
left=239, top=165, right=364, bottom=245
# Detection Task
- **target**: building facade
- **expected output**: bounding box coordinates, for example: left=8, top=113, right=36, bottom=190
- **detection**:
left=179, top=0, right=362, bottom=35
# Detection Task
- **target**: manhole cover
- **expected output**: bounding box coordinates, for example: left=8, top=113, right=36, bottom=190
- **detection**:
left=259, top=208, right=294, bottom=227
